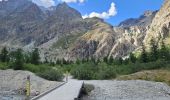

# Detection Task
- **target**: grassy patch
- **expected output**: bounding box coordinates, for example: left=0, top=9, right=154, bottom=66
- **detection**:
left=117, top=69, right=170, bottom=85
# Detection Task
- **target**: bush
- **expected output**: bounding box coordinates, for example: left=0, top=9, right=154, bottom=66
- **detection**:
left=37, top=68, right=64, bottom=81
left=96, top=66, right=116, bottom=79
left=0, top=62, right=8, bottom=70
left=71, top=63, right=116, bottom=80
left=23, top=64, right=49, bottom=73
left=71, top=64, right=95, bottom=80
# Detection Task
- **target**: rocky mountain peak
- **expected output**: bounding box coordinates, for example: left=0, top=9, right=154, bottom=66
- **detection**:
left=52, top=2, right=82, bottom=20
left=57, top=2, right=68, bottom=8
left=143, top=10, right=156, bottom=17
left=118, top=10, right=157, bottom=27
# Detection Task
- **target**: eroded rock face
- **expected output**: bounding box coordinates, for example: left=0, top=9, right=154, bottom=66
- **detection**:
left=144, top=0, right=170, bottom=45
left=68, top=12, right=153, bottom=60
left=68, top=18, right=116, bottom=60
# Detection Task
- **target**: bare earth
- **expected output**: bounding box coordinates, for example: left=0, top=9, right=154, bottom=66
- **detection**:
left=81, top=80, right=170, bottom=100
left=0, top=69, right=62, bottom=100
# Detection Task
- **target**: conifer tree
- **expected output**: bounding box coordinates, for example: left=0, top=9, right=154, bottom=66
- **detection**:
left=103, top=56, right=108, bottom=63
left=159, top=39, right=169, bottom=60
left=149, top=38, right=158, bottom=61
left=31, top=48, right=40, bottom=65
left=13, top=49, right=24, bottom=70
left=0, top=47, right=8, bottom=62
left=140, top=43, right=148, bottom=63
left=108, top=56, right=114, bottom=64
left=129, top=53, right=136, bottom=63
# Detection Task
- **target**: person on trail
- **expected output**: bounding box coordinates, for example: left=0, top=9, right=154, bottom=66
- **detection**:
left=66, top=71, right=69, bottom=82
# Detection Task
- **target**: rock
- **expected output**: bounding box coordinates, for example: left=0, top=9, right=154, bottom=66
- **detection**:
left=144, top=0, right=170, bottom=45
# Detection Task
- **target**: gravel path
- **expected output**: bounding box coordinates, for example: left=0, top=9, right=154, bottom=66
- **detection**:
left=81, top=80, right=170, bottom=100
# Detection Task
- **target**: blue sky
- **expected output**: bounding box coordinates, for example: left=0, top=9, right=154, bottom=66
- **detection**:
left=33, top=0, right=164, bottom=26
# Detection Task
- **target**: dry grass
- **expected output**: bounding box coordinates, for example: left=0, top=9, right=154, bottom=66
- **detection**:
left=117, top=69, right=170, bottom=85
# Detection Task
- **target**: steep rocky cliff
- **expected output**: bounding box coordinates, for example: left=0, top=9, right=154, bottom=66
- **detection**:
left=68, top=10, right=156, bottom=60
left=144, top=0, right=170, bottom=46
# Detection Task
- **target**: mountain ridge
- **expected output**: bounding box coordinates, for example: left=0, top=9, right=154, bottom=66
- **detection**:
left=0, top=0, right=169, bottom=61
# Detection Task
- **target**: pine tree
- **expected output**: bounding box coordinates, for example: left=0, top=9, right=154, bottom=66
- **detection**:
left=140, top=43, right=148, bottom=63
left=76, top=59, right=81, bottom=64
left=13, top=49, right=24, bottom=70
left=118, top=57, right=123, bottom=65
left=159, top=39, right=169, bottom=60
left=115, top=57, right=123, bottom=65
left=129, top=53, right=136, bottom=63
left=44, top=57, right=49, bottom=64
left=108, top=56, right=114, bottom=64
left=62, top=58, right=67, bottom=65
left=149, top=38, right=158, bottom=61
left=0, top=47, right=8, bottom=62
left=91, top=57, right=96, bottom=64
left=103, top=56, right=108, bottom=63
left=56, top=59, right=61, bottom=65
left=31, top=48, right=40, bottom=65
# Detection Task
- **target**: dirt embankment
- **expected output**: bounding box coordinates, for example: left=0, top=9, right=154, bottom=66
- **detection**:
left=0, top=69, right=62, bottom=98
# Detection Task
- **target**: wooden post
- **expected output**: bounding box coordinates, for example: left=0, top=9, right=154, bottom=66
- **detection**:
left=26, top=75, right=30, bottom=99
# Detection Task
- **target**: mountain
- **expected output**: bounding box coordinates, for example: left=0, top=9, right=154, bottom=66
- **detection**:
left=119, top=10, right=157, bottom=27
left=0, top=0, right=45, bottom=46
left=144, top=0, right=170, bottom=45
left=0, top=0, right=169, bottom=61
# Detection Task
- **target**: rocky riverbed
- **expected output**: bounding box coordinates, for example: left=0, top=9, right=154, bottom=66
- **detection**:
left=0, top=69, right=62, bottom=100
left=81, top=80, right=170, bottom=100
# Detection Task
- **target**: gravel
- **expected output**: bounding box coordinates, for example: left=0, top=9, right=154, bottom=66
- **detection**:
left=81, top=80, right=170, bottom=100
left=0, top=69, right=63, bottom=100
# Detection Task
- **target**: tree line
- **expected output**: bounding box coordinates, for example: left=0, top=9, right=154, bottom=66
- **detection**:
left=0, top=48, right=40, bottom=70
left=0, top=37, right=169, bottom=70
left=73, top=38, right=170, bottom=65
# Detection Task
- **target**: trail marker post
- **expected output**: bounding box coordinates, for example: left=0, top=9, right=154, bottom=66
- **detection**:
left=26, top=75, right=31, bottom=99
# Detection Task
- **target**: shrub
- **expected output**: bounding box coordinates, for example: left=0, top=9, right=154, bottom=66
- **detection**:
left=96, top=66, right=116, bottom=79
left=0, top=62, right=8, bottom=70
left=71, top=64, right=95, bottom=80
left=37, top=68, right=64, bottom=81
left=71, top=63, right=116, bottom=80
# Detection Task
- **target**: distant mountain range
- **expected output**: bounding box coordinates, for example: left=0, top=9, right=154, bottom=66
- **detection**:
left=0, top=0, right=170, bottom=61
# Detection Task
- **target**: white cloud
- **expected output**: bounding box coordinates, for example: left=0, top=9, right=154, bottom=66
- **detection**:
left=32, top=0, right=55, bottom=8
left=59, top=0, right=85, bottom=3
left=0, top=0, right=8, bottom=2
left=82, top=2, right=117, bottom=19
